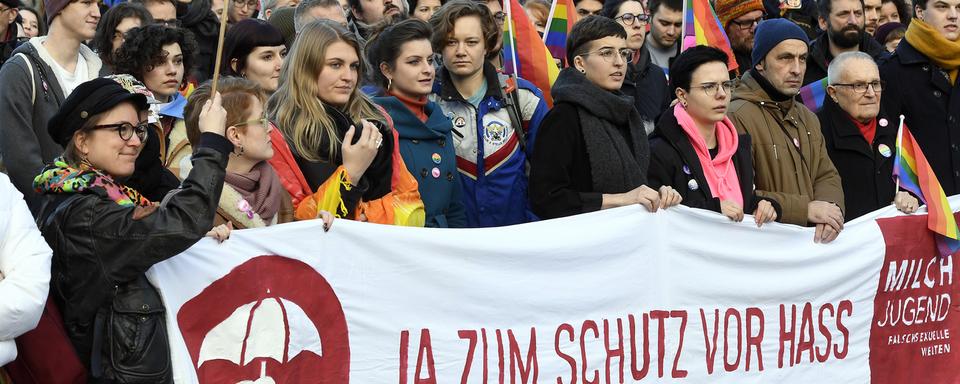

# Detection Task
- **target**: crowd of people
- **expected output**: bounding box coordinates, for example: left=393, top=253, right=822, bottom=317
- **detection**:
left=0, top=0, right=956, bottom=379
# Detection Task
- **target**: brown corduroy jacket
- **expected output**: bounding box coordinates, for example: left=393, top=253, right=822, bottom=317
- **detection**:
left=727, top=71, right=844, bottom=225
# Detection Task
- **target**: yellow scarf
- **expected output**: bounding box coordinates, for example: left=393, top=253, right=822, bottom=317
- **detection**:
left=905, top=18, right=960, bottom=84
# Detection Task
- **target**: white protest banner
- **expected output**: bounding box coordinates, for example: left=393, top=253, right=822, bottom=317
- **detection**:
left=146, top=203, right=960, bottom=383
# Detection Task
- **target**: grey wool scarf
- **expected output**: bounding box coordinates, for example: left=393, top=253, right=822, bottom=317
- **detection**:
left=551, top=67, right=650, bottom=193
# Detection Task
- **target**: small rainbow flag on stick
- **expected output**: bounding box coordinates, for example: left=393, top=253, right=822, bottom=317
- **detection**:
left=503, top=0, right=560, bottom=106
left=799, top=77, right=828, bottom=112
left=680, top=0, right=738, bottom=72
left=542, top=0, right=577, bottom=67
left=893, top=115, right=960, bottom=257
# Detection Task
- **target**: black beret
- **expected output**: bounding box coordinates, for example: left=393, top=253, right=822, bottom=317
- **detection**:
left=47, top=78, right=150, bottom=147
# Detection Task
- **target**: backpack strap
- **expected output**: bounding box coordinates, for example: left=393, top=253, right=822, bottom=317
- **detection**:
left=13, top=52, right=35, bottom=105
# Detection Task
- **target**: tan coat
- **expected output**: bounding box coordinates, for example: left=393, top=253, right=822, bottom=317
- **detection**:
left=727, top=71, right=844, bottom=225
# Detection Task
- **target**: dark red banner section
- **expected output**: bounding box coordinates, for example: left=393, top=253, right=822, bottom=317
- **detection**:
left=874, top=215, right=960, bottom=383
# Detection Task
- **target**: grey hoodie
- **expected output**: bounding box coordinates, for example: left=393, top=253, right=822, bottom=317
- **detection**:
left=0, top=37, right=101, bottom=208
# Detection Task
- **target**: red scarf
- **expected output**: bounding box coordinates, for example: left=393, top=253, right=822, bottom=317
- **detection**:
left=388, top=91, right=429, bottom=123
left=673, top=104, right=743, bottom=206
left=851, top=116, right=877, bottom=145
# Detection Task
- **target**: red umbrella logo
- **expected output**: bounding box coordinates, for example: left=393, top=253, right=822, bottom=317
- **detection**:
left=178, top=256, right=350, bottom=383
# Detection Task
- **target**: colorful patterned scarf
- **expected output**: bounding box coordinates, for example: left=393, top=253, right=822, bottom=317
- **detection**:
left=33, top=157, right=153, bottom=207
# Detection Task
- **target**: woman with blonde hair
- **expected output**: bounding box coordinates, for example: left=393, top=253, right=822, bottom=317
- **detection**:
left=267, top=19, right=424, bottom=225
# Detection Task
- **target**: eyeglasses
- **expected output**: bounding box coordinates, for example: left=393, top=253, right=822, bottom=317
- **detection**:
left=730, top=14, right=765, bottom=30
left=615, top=13, right=650, bottom=26
left=492, top=11, right=506, bottom=24
left=581, top=47, right=634, bottom=64
left=91, top=122, right=150, bottom=142
left=236, top=116, right=269, bottom=127
left=236, top=0, right=259, bottom=9
left=832, top=80, right=884, bottom=94
left=690, top=79, right=738, bottom=96
left=0, top=5, right=13, bottom=13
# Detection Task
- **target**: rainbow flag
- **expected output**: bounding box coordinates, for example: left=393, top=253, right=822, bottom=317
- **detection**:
left=799, top=77, right=828, bottom=112
left=542, top=0, right=577, bottom=67
left=893, top=119, right=960, bottom=257
left=680, top=0, right=738, bottom=72
left=502, top=0, right=560, bottom=106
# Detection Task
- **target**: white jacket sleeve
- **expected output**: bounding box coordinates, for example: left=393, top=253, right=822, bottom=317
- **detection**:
left=0, top=173, right=52, bottom=347
left=0, top=339, right=16, bottom=366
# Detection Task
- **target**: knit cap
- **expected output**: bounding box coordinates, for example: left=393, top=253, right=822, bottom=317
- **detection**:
left=44, top=0, right=70, bottom=24
left=752, top=18, right=810, bottom=65
left=714, top=0, right=764, bottom=28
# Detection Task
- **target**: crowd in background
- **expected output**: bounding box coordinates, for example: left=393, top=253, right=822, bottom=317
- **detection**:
left=0, top=0, right=958, bottom=379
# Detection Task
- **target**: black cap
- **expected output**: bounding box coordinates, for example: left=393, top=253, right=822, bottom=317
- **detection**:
left=47, top=78, right=150, bottom=147
left=0, top=0, right=18, bottom=9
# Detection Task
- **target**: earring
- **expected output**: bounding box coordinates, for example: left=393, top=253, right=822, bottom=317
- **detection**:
left=387, top=78, right=393, bottom=90
left=579, top=68, right=585, bottom=74
left=234, top=145, right=245, bottom=156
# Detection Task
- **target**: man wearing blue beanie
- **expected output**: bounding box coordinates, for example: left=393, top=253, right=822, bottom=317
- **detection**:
left=728, top=18, right=846, bottom=244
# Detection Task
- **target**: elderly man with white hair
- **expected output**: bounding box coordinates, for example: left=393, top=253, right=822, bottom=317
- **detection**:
left=817, top=51, right=919, bottom=219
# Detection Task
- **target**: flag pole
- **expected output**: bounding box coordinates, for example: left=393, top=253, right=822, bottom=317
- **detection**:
left=505, top=0, right=520, bottom=76
left=895, top=114, right=905, bottom=194
left=210, top=0, right=231, bottom=97
left=542, top=0, right=559, bottom=43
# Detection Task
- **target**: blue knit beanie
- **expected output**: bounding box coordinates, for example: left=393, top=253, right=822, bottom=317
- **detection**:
left=751, top=18, right=810, bottom=66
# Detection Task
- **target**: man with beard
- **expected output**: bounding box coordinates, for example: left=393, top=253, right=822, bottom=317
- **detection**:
left=803, top=0, right=885, bottom=85
left=728, top=19, right=845, bottom=242
left=715, top=0, right=765, bottom=77
left=880, top=0, right=960, bottom=195
left=348, top=0, right=403, bottom=39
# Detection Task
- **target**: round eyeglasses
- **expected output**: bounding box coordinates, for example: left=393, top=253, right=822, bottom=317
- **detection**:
left=91, top=122, right=150, bottom=143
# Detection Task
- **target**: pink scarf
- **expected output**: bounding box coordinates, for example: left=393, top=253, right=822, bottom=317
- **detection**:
left=673, top=104, right=743, bottom=206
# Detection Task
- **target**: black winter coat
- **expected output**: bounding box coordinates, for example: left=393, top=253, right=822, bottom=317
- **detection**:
left=528, top=103, right=601, bottom=219
left=880, top=39, right=960, bottom=195
left=34, top=136, right=231, bottom=383
left=817, top=97, right=897, bottom=220
left=804, top=32, right=886, bottom=86
left=648, top=111, right=781, bottom=217
left=620, top=46, right=671, bottom=126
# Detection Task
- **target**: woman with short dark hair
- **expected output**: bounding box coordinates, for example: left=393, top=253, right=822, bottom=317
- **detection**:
left=220, top=19, right=287, bottom=96
left=648, top=45, right=778, bottom=225
left=529, top=16, right=681, bottom=219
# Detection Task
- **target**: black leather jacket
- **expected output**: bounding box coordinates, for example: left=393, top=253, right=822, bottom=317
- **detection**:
left=34, top=135, right=232, bottom=383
